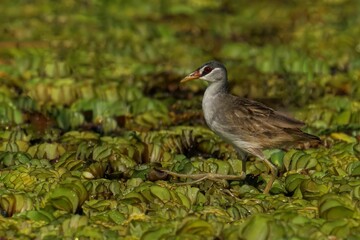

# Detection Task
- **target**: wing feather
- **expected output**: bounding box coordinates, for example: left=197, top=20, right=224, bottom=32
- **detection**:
left=211, top=94, right=319, bottom=149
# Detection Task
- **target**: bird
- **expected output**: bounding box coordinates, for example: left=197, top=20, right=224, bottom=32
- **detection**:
left=180, top=60, right=320, bottom=194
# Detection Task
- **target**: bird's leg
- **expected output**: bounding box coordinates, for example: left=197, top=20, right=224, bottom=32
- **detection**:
left=261, top=156, right=278, bottom=194
left=242, top=158, right=247, bottom=174
left=154, top=148, right=248, bottom=185
left=174, top=176, right=208, bottom=185
left=158, top=169, right=246, bottom=184
left=251, top=150, right=278, bottom=194
left=235, top=149, right=248, bottom=176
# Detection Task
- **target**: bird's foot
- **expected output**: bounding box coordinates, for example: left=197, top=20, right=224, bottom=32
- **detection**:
left=159, top=169, right=246, bottom=185
left=261, top=160, right=278, bottom=194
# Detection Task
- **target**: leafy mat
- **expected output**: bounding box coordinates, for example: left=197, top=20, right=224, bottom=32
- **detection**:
left=0, top=0, right=360, bottom=239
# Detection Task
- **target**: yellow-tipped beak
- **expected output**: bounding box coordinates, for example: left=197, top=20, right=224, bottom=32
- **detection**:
left=180, top=70, right=201, bottom=83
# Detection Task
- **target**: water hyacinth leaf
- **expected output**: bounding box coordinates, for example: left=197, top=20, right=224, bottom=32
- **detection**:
left=354, top=143, right=360, bottom=154
left=333, top=110, right=351, bottom=125
left=318, top=194, right=355, bottom=220
left=300, top=179, right=328, bottom=199
left=320, top=219, right=352, bottom=238
left=30, top=167, right=69, bottom=181
left=92, top=145, right=112, bottom=161
left=82, top=162, right=107, bottom=179
left=331, top=132, right=357, bottom=143
left=61, top=215, right=89, bottom=237
left=47, top=180, right=88, bottom=213
left=241, top=215, right=271, bottom=239
left=107, top=210, right=126, bottom=224
left=294, top=154, right=317, bottom=170
left=75, top=81, right=95, bottom=100
left=61, top=131, right=100, bottom=144
left=227, top=159, right=244, bottom=173
left=95, top=82, right=121, bottom=102
left=289, top=151, right=309, bottom=169
left=130, top=97, right=168, bottom=115
left=351, top=185, right=360, bottom=200
left=142, top=226, right=174, bottom=240
left=0, top=193, right=34, bottom=217
left=76, top=141, right=97, bottom=161
left=51, top=78, right=77, bottom=105
left=0, top=140, right=30, bottom=153
left=109, top=180, right=122, bottom=196
left=0, top=152, right=31, bottom=168
left=347, top=161, right=360, bottom=176
left=270, top=179, right=286, bottom=195
left=137, top=187, right=157, bottom=203
left=134, top=111, right=170, bottom=129
left=118, top=86, right=143, bottom=102
left=175, top=186, right=206, bottom=206
left=131, top=166, right=152, bottom=180
left=48, top=187, right=79, bottom=213
left=44, top=62, right=68, bottom=78
left=149, top=185, right=171, bottom=203
left=55, top=152, right=84, bottom=171
left=159, top=204, right=189, bottom=220
left=27, top=142, right=66, bottom=160
left=285, top=173, right=309, bottom=193
left=123, top=192, right=146, bottom=204
left=99, top=117, right=118, bottom=133
left=239, top=214, right=285, bottom=240
left=24, top=210, right=55, bottom=223
left=3, top=170, right=37, bottom=190
left=56, top=109, right=85, bottom=130
left=0, top=99, right=24, bottom=125
left=176, top=192, right=191, bottom=209
left=213, top=159, right=231, bottom=175
left=82, top=199, right=118, bottom=213
left=283, top=149, right=298, bottom=171
left=229, top=202, right=265, bottom=220
left=109, top=153, right=137, bottom=173
left=227, top=206, right=241, bottom=220
left=73, top=99, right=128, bottom=119
left=177, top=218, right=214, bottom=236
left=270, top=150, right=285, bottom=168
left=26, top=81, right=54, bottom=104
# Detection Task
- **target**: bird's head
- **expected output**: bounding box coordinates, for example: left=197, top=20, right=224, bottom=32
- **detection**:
left=181, top=61, right=227, bottom=84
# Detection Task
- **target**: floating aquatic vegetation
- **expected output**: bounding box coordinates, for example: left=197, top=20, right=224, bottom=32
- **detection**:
left=46, top=178, right=88, bottom=213
left=27, top=142, right=66, bottom=161
left=55, top=152, right=84, bottom=171
left=1, top=0, right=360, bottom=239
left=318, top=193, right=357, bottom=220
left=0, top=192, right=34, bottom=217
left=0, top=151, right=31, bottom=168
left=0, top=94, right=24, bottom=125
left=176, top=217, right=215, bottom=237
left=296, top=96, right=360, bottom=131
left=23, top=209, right=55, bottom=223
left=121, top=182, right=194, bottom=210
left=56, top=108, right=85, bottom=130
left=0, top=129, right=31, bottom=152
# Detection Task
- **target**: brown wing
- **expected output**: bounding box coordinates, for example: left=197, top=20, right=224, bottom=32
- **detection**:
left=232, top=97, right=305, bottom=129
left=213, top=94, right=319, bottom=148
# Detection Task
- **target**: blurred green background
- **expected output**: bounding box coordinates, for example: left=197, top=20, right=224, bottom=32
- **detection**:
left=0, top=0, right=360, bottom=239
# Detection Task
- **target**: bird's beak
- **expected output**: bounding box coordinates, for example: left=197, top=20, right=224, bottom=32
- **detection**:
left=180, top=70, right=201, bottom=83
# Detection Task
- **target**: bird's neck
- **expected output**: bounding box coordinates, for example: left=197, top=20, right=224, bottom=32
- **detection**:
left=202, top=80, right=229, bottom=127
left=205, top=80, right=229, bottom=96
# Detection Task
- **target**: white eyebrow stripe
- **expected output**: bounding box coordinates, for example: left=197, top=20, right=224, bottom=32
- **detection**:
left=200, top=66, right=207, bottom=75
left=200, top=66, right=213, bottom=75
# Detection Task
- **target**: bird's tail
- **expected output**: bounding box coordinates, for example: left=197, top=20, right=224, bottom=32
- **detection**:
left=284, top=128, right=321, bottom=149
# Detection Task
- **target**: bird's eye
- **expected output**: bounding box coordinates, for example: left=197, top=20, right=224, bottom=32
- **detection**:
left=202, top=66, right=213, bottom=75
